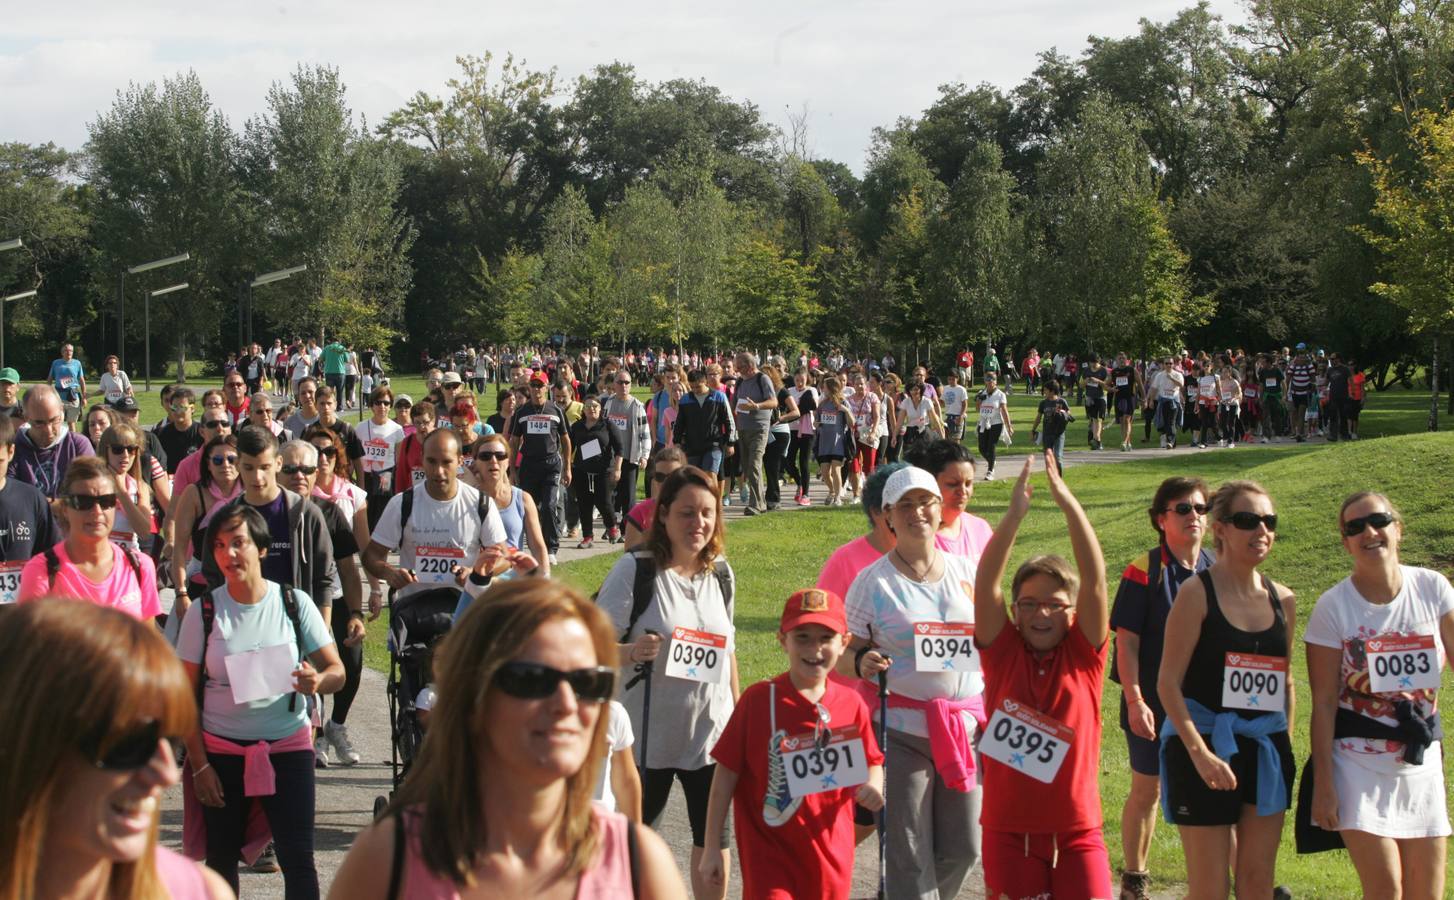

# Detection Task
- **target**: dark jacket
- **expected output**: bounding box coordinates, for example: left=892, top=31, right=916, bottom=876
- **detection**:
left=674, top=390, right=733, bottom=455
left=201, top=487, right=340, bottom=608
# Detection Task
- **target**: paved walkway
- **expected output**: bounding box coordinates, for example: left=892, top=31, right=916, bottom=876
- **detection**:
left=154, top=436, right=1258, bottom=897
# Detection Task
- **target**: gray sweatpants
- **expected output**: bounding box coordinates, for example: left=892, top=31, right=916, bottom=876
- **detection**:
left=885, top=728, right=983, bottom=900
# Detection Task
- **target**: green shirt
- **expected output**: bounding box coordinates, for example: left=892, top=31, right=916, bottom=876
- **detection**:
left=321, top=342, right=349, bottom=376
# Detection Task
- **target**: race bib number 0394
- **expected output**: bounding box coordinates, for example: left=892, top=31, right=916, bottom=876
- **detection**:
left=664, top=627, right=728, bottom=684
left=913, top=622, right=978, bottom=673
left=1366, top=634, right=1439, bottom=693
left=1221, top=652, right=1287, bottom=711
left=781, top=726, right=870, bottom=798
left=979, top=700, right=1074, bottom=784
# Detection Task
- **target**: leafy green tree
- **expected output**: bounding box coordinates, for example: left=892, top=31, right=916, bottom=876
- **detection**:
left=723, top=238, right=821, bottom=348
left=536, top=185, right=616, bottom=341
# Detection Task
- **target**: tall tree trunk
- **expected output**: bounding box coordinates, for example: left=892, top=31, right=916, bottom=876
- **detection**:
left=1428, top=337, right=1440, bottom=432
left=175, top=327, right=188, bottom=384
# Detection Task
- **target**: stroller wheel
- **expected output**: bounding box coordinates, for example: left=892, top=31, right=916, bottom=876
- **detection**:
left=373, top=796, right=389, bottom=821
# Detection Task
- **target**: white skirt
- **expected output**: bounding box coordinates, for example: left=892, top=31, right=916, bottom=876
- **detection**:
left=1333, top=740, right=1451, bottom=839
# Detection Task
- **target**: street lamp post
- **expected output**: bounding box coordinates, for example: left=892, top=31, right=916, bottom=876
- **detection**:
left=146, top=282, right=189, bottom=392
left=0, top=238, right=21, bottom=253
left=0, top=289, right=37, bottom=369
left=120, top=252, right=190, bottom=373
left=248, top=265, right=307, bottom=346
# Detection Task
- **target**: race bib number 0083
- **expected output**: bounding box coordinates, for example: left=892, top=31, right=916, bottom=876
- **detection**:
left=979, top=699, right=1074, bottom=784
left=913, top=622, right=978, bottom=673
left=1221, top=652, right=1287, bottom=711
left=664, top=627, right=728, bottom=684
left=781, top=726, right=870, bottom=798
left=1366, top=634, right=1439, bottom=693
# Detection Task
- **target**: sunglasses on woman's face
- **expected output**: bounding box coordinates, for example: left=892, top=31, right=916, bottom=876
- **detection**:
left=200, top=420, right=228, bottom=430
left=314, top=445, right=338, bottom=457
left=64, top=493, right=118, bottom=511
left=493, top=662, right=615, bottom=703
left=1342, top=511, right=1395, bottom=537
left=83, top=720, right=167, bottom=770
left=211, top=454, right=239, bottom=467
left=1167, top=502, right=1208, bottom=516
left=476, top=451, right=509, bottom=462
left=1221, top=511, right=1278, bottom=532
left=108, top=444, right=139, bottom=455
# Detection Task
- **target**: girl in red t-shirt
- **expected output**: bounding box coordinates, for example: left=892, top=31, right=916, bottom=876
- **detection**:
left=973, top=453, right=1113, bottom=900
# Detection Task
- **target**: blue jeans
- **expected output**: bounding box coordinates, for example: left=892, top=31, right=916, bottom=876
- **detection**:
left=688, top=448, right=723, bottom=476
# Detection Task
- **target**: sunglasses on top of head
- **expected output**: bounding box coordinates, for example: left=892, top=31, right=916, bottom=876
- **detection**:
left=1221, top=511, right=1278, bottom=532
left=1342, top=511, right=1395, bottom=538
left=493, top=662, right=615, bottom=703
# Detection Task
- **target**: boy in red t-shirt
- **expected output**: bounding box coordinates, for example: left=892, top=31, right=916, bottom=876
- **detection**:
left=973, top=453, right=1114, bottom=900
left=702, top=588, right=885, bottom=899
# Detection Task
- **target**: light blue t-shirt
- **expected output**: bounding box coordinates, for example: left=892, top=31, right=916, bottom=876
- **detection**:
left=177, top=583, right=333, bottom=741
left=49, top=359, right=84, bottom=401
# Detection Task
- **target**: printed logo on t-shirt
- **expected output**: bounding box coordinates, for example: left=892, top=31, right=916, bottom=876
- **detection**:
left=762, top=726, right=803, bottom=827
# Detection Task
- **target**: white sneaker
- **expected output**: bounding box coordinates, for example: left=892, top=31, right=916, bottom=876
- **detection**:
left=984, top=469, right=995, bottom=481
left=1228, top=442, right=1236, bottom=449
left=548, top=553, right=559, bottom=566
left=1260, top=436, right=1269, bottom=444
left=314, top=734, right=330, bottom=768
left=325, top=721, right=361, bottom=766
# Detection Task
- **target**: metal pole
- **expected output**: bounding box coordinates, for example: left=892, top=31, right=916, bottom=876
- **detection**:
left=1, top=295, right=5, bottom=370
left=118, top=270, right=125, bottom=370
left=145, top=290, right=151, bottom=393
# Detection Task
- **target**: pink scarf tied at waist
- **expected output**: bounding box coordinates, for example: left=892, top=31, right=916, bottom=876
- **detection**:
left=888, top=693, right=987, bottom=792
left=182, top=725, right=313, bottom=862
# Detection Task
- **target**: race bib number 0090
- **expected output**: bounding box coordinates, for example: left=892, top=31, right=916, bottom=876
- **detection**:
left=1366, top=634, right=1439, bottom=693
left=913, top=622, right=978, bottom=673
left=1221, top=652, right=1287, bottom=711
left=781, top=726, right=869, bottom=798
left=979, top=699, right=1074, bottom=784
left=664, top=627, right=728, bottom=684
left=413, top=545, right=464, bottom=583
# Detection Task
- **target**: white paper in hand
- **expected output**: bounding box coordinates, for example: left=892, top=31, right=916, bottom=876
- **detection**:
left=224, top=643, right=298, bottom=704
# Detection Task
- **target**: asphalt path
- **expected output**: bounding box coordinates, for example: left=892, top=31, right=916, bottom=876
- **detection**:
left=155, top=436, right=1233, bottom=897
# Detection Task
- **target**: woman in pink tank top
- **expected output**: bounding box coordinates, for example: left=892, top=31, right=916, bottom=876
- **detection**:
left=0, top=600, right=231, bottom=899
left=330, top=580, right=685, bottom=899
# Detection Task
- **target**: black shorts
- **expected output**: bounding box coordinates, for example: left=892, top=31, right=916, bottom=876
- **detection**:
left=1114, top=395, right=1135, bottom=418
left=1119, top=696, right=1165, bottom=776
left=1291, top=392, right=1312, bottom=408
left=1085, top=397, right=1107, bottom=419
left=1162, top=730, right=1294, bottom=826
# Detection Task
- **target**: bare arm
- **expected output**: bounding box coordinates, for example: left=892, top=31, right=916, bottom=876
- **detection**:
left=169, top=486, right=200, bottom=604
left=1043, top=451, right=1108, bottom=645
left=519, top=491, right=551, bottom=577
left=974, top=456, right=1033, bottom=646
left=350, top=505, right=380, bottom=594
left=612, top=746, right=643, bottom=823
left=698, top=765, right=740, bottom=891
left=1279, top=584, right=1297, bottom=731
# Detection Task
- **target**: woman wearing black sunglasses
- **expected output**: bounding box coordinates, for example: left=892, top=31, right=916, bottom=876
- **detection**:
left=329, top=579, right=686, bottom=899
left=1108, top=476, right=1213, bottom=900
left=1158, top=480, right=1297, bottom=900
left=17, top=456, right=161, bottom=621
left=467, top=432, right=551, bottom=576
left=1300, top=493, right=1453, bottom=898
left=166, top=434, right=242, bottom=618
left=0, top=599, right=233, bottom=899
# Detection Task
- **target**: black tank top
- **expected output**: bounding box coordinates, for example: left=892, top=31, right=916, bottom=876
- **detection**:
left=1182, top=569, right=1287, bottom=720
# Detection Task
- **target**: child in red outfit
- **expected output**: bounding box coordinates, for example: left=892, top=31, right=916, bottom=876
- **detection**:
left=702, top=588, right=885, bottom=899
left=974, top=453, right=1114, bottom=900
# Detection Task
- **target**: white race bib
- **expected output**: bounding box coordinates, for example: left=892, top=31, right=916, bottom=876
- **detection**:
left=0, top=561, right=22, bottom=604
left=363, top=439, right=393, bottom=471
left=1116, top=376, right=1129, bottom=387
left=411, top=467, right=426, bottom=485
left=979, top=699, right=1074, bottom=784
left=608, top=414, right=628, bottom=431
left=820, top=412, right=838, bottom=426
left=1221, top=652, right=1287, bottom=711
left=913, top=622, right=978, bottom=673
left=781, top=726, right=870, bottom=798
left=1366, top=635, right=1440, bottom=693
left=413, top=545, right=464, bottom=583
left=59, top=376, right=74, bottom=390
left=1265, top=378, right=1277, bottom=388
left=526, top=415, right=553, bottom=435
left=664, top=627, right=728, bottom=684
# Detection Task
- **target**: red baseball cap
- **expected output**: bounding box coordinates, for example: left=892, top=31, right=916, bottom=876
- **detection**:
left=780, top=588, right=847, bottom=634
left=529, top=370, right=549, bottom=385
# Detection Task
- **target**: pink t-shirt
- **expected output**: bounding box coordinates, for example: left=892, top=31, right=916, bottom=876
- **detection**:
left=154, top=845, right=209, bottom=899
left=17, top=541, right=160, bottom=620
left=817, top=534, right=887, bottom=707
left=172, top=448, right=205, bottom=501
left=934, top=513, right=994, bottom=565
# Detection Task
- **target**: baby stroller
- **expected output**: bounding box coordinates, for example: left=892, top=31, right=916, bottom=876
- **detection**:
left=372, top=587, right=459, bottom=820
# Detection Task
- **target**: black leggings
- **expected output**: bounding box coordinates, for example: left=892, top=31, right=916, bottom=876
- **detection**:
left=571, top=469, right=616, bottom=540
left=790, top=433, right=814, bottom=489
left=203, top=748, right=317, bottom=899
left=765, top=431, right=792, bottom=504
left=330, top=608, right=363, bottom=725
left=977, top=423, right=1003, bottom=473
left=641, top=764, right=730, bottom=849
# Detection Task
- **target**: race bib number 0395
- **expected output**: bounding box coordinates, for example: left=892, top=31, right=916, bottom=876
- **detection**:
left=664, top=627, right=728, bottom=684
left=979, top=699, right=1074, bottom=784
left=1366, top=634, right=1439, bottom=693
left=914, top=622, right=978, bottom=673
left=1221, top=652, right=1287, bottom=711
left=781, top=725, right=869, bottom=798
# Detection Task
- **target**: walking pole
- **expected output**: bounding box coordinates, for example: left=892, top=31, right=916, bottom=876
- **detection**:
left=633, top=629, right=660, bottom=770
left=877, top=668, right=888, bottom=900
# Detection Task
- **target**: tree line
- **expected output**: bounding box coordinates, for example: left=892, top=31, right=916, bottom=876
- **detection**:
left=1, top=0, right=1451, bottom=411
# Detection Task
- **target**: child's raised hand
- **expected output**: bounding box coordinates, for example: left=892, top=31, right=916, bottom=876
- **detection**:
left=1043, top=449, right=1070, bottom=501
left=1007, top=456, right=1034, bottom=518
left=855, top=781, right=885, bottom=812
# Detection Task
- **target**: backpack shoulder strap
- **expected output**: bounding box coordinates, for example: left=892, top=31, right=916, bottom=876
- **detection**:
left=712, top=557, right=734, bottom=618
left=1147, top=545, right=1162, bottom=593
left=120, top=544, right=144, bottom=585
left=281, top=584, right=307, bottom=712
left=196, top=591, right=216, bottom=706
left=400, top=486, right=414, bottom=534
left=623, top=551, right=656, bottom=643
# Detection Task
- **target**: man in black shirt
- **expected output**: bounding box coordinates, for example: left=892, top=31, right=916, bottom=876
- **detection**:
left=1083, top=354, right=1111, bottom=450
left=1110, top=354, right=1140, bottom=451
left=0, top=416, right=58, bottom=602
left=155, top=386, right=203, bottom=475
left=508, top=372, right=572, bottom=565
left=1325, top=352, right=1352, bottom=442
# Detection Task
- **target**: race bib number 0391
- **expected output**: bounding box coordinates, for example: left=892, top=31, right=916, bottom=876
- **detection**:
left=1221, top=652, right=1287, bottom=711
left=1366, top=634, right=1439, bottom=693
left=413, top=545, right=464, bottom=583
left=914, top=622, right=978, bottom=673
left=664, top=627, right=728, bottom=684
left=979, top=700, right=1074, bottom=784
left=781, top=726, right=870, bottom=798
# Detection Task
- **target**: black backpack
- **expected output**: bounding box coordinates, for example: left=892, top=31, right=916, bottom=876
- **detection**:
left=195, top=583, right=307, bottom=711
left=616, top=550, right=733, bottom=689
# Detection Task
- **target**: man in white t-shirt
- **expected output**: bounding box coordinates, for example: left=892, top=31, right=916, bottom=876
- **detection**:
left=364, top=428, right=508, bottom=601
left=941, top=371, right=969, bottom=441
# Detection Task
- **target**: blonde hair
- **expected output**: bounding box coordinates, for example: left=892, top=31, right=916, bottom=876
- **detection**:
left=0, top=601, right=196, bottom=900
left=388, top=579, right=617, bottom=885
left=1011, top=554, right=1079, bottom=603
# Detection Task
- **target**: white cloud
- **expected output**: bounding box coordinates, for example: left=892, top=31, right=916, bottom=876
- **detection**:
left=1, top=0, right=1246, bottom=170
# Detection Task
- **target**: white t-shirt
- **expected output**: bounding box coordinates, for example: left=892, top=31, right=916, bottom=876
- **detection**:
left=357, top=419, right=405, bottom=474
left=898, top=396, right=934, bottom=429
left=593, top=701, right=635, bottom=811
left=1151, top=368, right=1184, bottom=400
left=370, top=482, right=508, bottom=600
left=976, top=389, right=1008, bottom=431
left=941, top=384, right=968, bottom=417
left=1198, top=375, right=1218, bottom=402
left=100, top=371, right=131, bottom=404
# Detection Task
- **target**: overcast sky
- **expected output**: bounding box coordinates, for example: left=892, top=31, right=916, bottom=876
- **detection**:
left=2, top=0, right=1246, bottom=173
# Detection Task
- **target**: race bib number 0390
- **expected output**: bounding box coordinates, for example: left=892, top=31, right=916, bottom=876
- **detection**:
left=914, top=622, right=978, bottom=673
left=664, top=627, right=728, bottom=684
left=979, top=699, right=1074, bottom=784
left=413, top=545, right=464, bottom=583
left=1366, top=634, right=1439, bottom=693
left=1221, top=652, right=1287, bottom=711
left=781, top=726, right=870, bottom=798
